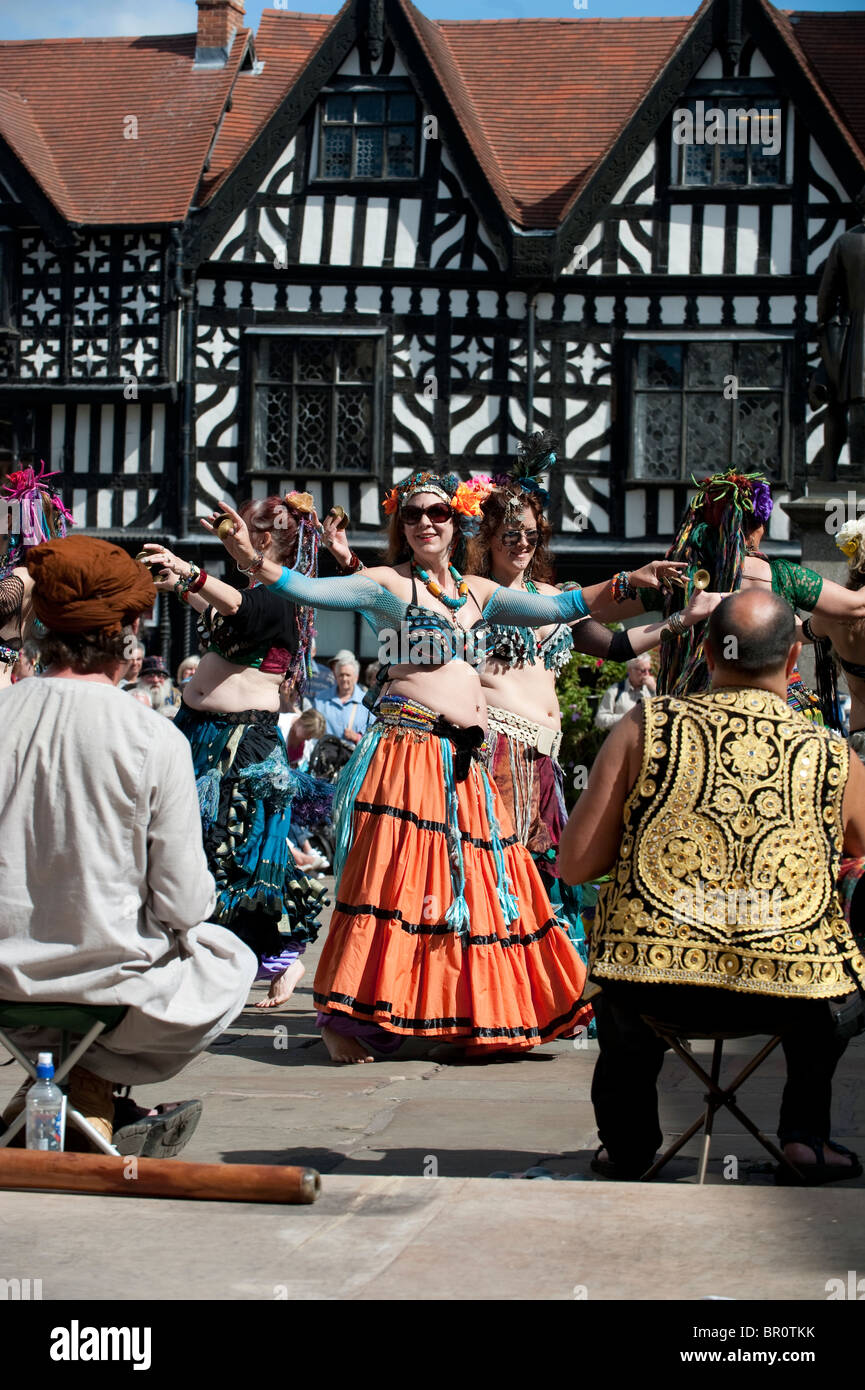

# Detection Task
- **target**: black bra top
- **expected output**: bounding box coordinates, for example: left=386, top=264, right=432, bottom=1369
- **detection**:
left=840, top=656, right=865, bottom=680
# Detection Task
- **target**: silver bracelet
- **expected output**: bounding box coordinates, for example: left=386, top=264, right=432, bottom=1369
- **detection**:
left=237, top=551, right=264, bottom=576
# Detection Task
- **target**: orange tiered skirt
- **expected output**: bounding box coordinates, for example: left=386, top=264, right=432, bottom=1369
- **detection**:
left=313, top=724, right=591, bottom=1048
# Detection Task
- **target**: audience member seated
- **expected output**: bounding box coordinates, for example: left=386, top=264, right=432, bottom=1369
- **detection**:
left=121, top=639, right=145, bottom=690
left=134, top=655, right=182, bottom=718
left=11, top=639, right=40, bottom=682
left=593, top=656, right=655, bottom=731
left=560, top=591, right=865, bottom=1184
left=176, top=653, right=200, bottom=688
left=0, top=536, right=256, bottom=1154
left=314, top=654, right=371, bottom=745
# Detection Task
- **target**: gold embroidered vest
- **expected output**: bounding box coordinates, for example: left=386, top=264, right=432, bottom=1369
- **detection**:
left=591, top=688, right=865, bottom=999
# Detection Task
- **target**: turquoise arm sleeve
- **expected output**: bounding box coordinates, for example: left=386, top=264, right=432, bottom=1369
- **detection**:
left=482, top=584, right=588, bottom=627
left=267, top=567, right=407, bottom=626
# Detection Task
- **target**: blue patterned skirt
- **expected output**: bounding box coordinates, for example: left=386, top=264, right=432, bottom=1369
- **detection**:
left=174, top=703, right=331, bottom=960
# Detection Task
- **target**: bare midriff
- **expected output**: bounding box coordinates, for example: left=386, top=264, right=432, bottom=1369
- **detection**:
left=383, top=659, right=487, bottom=730
left=479, top=648, right=561, bottom=731
left=182, top=650, right=283, bottom=714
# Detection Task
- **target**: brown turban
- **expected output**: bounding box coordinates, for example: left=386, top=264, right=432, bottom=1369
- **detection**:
left=27, top=536, right=156, bottom=634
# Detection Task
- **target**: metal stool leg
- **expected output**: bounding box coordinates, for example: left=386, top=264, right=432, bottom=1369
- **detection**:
left=697, top=1040, right=724, bottom=1185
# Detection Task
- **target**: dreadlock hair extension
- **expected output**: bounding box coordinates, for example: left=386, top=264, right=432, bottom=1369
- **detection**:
left=657, top=472, right=771, bottom=696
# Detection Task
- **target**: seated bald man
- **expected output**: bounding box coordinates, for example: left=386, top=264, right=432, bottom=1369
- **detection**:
left=560, top=590, right=865, bottom=1184
left=0, top=536, right=257, bottom=1154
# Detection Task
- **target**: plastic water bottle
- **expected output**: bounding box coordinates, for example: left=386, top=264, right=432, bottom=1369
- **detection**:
left=25, top=1052, right=65, bottom=1151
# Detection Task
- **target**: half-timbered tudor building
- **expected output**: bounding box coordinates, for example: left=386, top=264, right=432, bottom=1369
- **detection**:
left=0, top=0, right=864, bottom=659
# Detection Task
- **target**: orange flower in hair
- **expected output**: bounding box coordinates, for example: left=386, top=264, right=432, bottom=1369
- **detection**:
left=382, top=487, right=400, bottom=516
left=451, top=481, right=482, bottom=517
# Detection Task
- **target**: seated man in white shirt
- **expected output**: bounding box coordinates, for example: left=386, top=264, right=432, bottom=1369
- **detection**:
left=0, top=536, right=256, bottom=1155
left=594, top=656, right=656, bottom=731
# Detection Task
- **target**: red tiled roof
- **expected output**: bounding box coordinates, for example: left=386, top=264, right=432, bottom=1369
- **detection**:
left=779, top=8, right=865, bottom=174
left=199, top=8, right=338, bottom=203
left=0, top=2, right=864, bottom=233
left=404, top=5, right=694, bottom=228
left=0, top=32, right=250, bottom=224
left=0, top=87, right=70, bottom=213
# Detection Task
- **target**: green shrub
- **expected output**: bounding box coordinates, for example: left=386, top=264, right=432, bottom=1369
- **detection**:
left=556, top=640, right=628, bottom=808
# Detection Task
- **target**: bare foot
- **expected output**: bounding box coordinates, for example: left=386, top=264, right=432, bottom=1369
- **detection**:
left=254, top=960, right=305, bottom=1010
left=321, top=1025, right=375, bottom=1064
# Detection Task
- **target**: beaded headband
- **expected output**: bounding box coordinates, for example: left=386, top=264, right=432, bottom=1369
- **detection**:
left=382, top=470, right=481, bottom=519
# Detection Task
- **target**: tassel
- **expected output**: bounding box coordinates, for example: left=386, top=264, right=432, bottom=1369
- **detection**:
left=440, top=739, right=470, bottom=940
left=331, top=724, right=383, bottom=890
left=481, top=766, right=520, bottom=924
left=813, top=636, right=843, bottom=730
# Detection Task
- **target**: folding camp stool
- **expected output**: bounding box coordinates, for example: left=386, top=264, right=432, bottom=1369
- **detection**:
left=0, top=1003, right=127, bottom=1156
left=638, top=1018, right=804, bottom=1185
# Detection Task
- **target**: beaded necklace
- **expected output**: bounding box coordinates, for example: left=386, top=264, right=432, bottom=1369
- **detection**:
left=411, top=560, right=469, bottom=611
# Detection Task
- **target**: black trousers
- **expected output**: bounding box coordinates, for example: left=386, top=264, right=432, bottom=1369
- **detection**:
left=591, top=982, right=849, bottom=1172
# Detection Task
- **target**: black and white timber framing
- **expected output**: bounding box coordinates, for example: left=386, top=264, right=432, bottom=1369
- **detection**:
left=0, top=0, right=863, bottom=660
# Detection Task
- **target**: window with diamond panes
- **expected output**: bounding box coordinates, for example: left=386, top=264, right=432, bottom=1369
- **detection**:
left=672, top=98, right=785, bottom=186
left=253, top=337, right=379, bottom=475
left=319, top=90, right=418, bottom=180
left=631, top=342, right=788, bottom=481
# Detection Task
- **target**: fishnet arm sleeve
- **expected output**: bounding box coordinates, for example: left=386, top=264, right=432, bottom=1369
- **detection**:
left=267, top=568, right=408, bottom=626
left=570, top=617, right=616, bottom=658
left=482, top=584, right=588, bottom=627
left=0, top=575, right=24, bottom=624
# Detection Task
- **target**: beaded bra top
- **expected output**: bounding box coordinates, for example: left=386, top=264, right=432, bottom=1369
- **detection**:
left=485, top=581, right=574, bottom=675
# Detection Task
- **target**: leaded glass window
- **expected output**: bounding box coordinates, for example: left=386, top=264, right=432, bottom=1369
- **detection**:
left=252, top=335, right=381, bottom=475
left=672, top=98, right=785, bottom=186
left=631, top=341, right=787, bottom=481
left=319, top=89, right=419, bottom=180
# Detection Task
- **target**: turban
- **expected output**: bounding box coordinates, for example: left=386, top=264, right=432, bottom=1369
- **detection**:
left=27, top=536, right=156, bottom=634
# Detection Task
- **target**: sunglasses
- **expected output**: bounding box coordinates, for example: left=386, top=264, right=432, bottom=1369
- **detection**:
left=501, top=529, right=540, bottom=549
left=402, top=503, right=453, bottom=526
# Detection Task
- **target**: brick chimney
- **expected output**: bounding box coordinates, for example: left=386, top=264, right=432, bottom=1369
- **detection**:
left=195, top=0, right=245, bottom=67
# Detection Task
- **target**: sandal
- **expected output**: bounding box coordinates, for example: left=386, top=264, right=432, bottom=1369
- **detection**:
left=112, top=1097, right=203, bottom=1159
left=775, top=1136, right=863, bottom=1187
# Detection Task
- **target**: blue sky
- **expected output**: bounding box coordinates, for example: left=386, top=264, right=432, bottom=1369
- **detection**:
left=0, top=0, right=859, bottom=41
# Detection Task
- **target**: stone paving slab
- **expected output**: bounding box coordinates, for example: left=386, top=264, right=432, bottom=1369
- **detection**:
left=2, top=890, right=864, bottom=1299
left=0, top=1178, right=862, bottom=1301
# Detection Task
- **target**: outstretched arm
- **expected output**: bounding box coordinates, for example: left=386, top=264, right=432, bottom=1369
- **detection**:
left=201, top=501, right=406, bottom=624
left=813, top=577, right=865, bottom=621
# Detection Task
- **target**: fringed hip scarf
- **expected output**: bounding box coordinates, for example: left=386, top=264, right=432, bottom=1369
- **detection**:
left=331, top=696, right=518, bottom=938
left=484, top=706, right=562, bottom=847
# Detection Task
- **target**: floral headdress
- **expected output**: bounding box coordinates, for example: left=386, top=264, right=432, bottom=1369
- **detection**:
left=1, top=463, right=74, bottom=581
left=836, top=516, right=865, bottom=565
left=381, top=470, right=482, bottom=520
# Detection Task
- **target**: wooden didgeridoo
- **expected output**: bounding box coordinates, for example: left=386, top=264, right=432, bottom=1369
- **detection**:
left=0, top=1150, right=321, bottom=1204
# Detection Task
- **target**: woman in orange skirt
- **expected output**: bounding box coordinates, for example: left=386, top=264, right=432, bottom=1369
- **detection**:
left=207, top=476, right=684, bottom=1062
